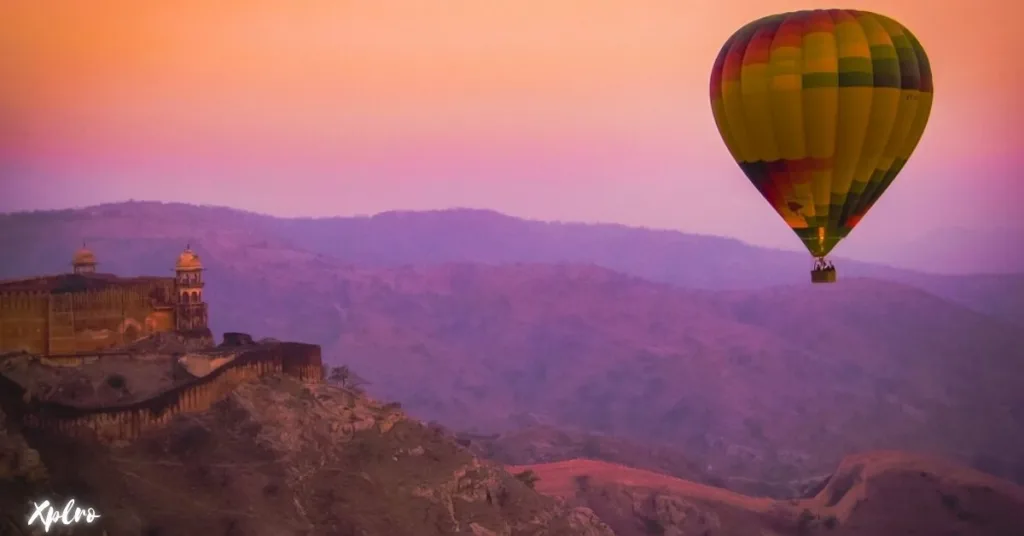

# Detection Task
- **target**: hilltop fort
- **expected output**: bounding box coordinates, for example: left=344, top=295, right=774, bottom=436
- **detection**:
left=0, top=245, right=210, bottom=356
left=0, top=247, right=322, bottom=445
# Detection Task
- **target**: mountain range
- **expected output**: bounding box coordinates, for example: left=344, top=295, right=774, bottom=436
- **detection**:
left=2, top=201, right=1022, bottom=491
left=5, top=202, right=1020, bottom=325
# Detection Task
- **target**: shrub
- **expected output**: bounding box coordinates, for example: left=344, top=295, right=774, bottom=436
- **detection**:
left=514, top=469, right=539, bottom=489
left=642, top=518, right=666, bottom=535
left=797, top=508, right=816, bottom=535
left=574, top=474, right=591, bottom=491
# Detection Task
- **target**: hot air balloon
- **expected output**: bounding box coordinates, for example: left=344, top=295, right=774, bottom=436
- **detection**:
left=709, top=9, right=933, bottom=283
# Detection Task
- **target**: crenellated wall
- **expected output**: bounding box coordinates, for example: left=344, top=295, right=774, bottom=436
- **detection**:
left=0, top=342, right=323, bottom=444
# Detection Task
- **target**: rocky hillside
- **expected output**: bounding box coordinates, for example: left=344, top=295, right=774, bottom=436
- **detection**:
left=0, top=375, right=612, bottom=536
left=5, top=370, right=1022, bottom=535
left=514, top=453, right=1024, bottom=536
left=0, top=408, right=49, bottom=535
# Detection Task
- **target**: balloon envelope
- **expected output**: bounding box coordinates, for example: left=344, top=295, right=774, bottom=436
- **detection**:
left=709, top=10, right=933, bottom=257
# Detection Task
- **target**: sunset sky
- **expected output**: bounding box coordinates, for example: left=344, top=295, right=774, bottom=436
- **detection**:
left=1, top=0, right=1021, bottom=252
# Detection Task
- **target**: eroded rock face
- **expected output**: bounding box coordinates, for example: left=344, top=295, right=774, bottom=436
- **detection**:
left=0, top=408, right=47, bottom=483
left=564, top=506, right=615, bottom=536
left=0, top=408, right=51, bottom=535
left=4, top=376, right=613, bottom=536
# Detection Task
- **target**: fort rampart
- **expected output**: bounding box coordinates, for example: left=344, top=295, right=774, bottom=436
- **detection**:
left=0, top=342, right=323, bottom=444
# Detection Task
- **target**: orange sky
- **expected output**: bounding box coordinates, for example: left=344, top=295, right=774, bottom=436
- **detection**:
left=1, top=1, right=1021, bottom=249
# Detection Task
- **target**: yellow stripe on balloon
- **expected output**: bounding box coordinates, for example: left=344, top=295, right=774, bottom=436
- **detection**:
left=769, top=45, right=807, bottom=161
left=741, top=62, right=782, bottom=163
left=721, top=78, right=755, bottom=163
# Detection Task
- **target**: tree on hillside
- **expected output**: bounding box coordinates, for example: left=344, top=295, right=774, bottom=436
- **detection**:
left=325, top=365, right=370, bottom=393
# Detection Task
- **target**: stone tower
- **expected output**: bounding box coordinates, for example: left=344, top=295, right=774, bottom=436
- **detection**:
left=174, top=245, right=208, bottom=331
left=72, top=245, right=97, bottom=274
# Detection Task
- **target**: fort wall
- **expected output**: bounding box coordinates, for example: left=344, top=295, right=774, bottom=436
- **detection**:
left=0, top=291, right=50, bottom=354
left=0, top=342, right=323, bottom=444
left=0, top=280, right=178, bottom=355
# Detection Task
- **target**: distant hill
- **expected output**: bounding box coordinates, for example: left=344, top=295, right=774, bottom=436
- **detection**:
left=513, top=451, right=1024, bottom=536
left=288, top=207, right=1024, bottom=326
left=3, top=201, right=1019, bottom=325
left=322, top=265, right=1024, bottom=486
left=839, top=225, right=1024, bottom=275
left=271, top=207, right=1024, bottom=321
left=2, top=202, right=1023, bottom=489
